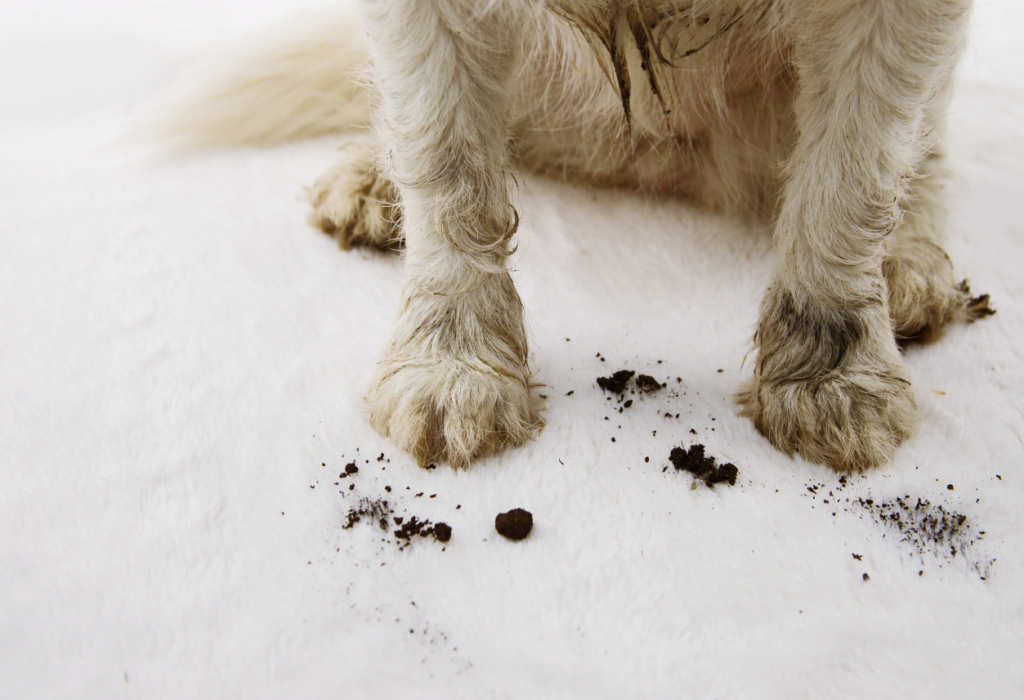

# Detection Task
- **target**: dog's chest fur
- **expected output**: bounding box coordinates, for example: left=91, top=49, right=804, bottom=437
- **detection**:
left=517, top=0, right=796, bottom=210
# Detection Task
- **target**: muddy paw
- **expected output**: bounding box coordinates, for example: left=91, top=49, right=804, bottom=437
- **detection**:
left=307, top=141, right=402, bottom=250
left=883, top=236, right=994, bottom=337
left=740, top=287, right=920, bottom=471
left=367, top=360, right=542, bottom=469
left=740, top=368, right=919, bottom=472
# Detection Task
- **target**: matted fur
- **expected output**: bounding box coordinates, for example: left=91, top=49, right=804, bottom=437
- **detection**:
left=152, top=0, right=992, bottom=471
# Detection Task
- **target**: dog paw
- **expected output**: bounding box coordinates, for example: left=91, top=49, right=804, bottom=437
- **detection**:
left=740, top=367, right=919, bottom=472
left=883, top=236, right=994, bottom=337
left=307, top=144, right=401, bottom=250
left=367, top=359, right=542, bottom=469
left=366, top=278, right=542, bottom=468
left=740, top=287, right=919, bottom=471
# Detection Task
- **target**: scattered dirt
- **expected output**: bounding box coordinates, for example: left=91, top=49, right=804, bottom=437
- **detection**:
left=852, top=495, right=992, bottom=578
left=495, top=508, right=533, bottom=541
left=343, top=497, right=393, bottom=531
left=669, top=444, right=738, bottom=487
left=394, top=515, right=452, bottom=543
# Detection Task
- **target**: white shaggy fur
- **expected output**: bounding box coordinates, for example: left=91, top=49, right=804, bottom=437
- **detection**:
left=154, top=0, right=991, bottom=471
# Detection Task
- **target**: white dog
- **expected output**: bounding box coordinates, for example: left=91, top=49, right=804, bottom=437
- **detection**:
left=154, top=0, right=991, bottom=472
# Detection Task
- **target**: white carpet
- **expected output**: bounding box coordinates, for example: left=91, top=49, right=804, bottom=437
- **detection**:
left=2, top=2, right=1023, bottom=698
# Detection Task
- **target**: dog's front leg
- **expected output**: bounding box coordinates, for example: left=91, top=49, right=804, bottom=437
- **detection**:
left=358, top=0, right=540, bottom=468
left=741, top=0, right=972, bottom=471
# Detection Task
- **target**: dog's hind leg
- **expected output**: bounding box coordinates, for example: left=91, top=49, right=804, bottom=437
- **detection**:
left=308, top=132, right=402, bottom=251
left=357, top=0, right=542, bottom=468
left=883, top=153, right=993, bottom=338
left=740, top=0, right=974, bottom=471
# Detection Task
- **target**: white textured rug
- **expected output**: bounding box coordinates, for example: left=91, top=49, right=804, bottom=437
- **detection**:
left=2, top=1, right=1023, bottom=698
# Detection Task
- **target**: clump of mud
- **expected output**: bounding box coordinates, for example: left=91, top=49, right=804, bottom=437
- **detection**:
left=669, top=444, right=738, bottom=487
left=495, top=508, right=533, bottom=540
left=635, top=374, right=663, bottom=393
left=596, top=369, right=664, bottom=395
left=597, top=370, right=634, bottom=393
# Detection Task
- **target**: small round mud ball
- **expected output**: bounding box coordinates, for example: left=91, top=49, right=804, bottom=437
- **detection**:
left=433, top=522, right=452, bottom=543
left=495, top=508, right=533, bottom=541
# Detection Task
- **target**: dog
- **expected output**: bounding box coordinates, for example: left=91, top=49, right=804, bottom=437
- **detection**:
left=152, top=0, right=992, bottom=472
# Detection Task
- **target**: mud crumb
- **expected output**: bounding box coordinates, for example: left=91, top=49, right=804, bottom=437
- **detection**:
left=668, top=444, right=738, bottom=487
left=597, top=370, right=634, bottom=393
left=635, top=374, right=662, bottom=393
left=495, top=508, right=533, bottom=541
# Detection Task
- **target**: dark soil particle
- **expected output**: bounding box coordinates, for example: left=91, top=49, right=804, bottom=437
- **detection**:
left=345, top=462, right=359, bottom=475
left=597, top=370, right=634, bottom=393
left=635, top=374, right=662, bottom=393
left=495, top=508, right=533, bottom=541
left=668, top=444, right=738, bottom=487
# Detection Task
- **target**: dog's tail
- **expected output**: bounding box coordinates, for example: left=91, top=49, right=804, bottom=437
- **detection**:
left=136, top=8, right=370, bottom=147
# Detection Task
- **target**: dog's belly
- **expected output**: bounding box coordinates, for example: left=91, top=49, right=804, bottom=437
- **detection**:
left=513, top=11, right=796, bottom=213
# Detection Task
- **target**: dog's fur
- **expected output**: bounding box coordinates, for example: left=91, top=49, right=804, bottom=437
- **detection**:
left=153, top=0, right=993, bottom=471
